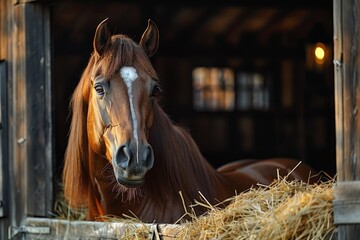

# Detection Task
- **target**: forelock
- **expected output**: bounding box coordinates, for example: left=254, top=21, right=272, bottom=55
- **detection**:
left=98, top=35, right=158, bottom=80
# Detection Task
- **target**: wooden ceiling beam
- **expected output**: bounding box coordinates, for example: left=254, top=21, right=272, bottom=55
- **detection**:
left=65, top=0, right=331, bottom=10
left=171, top=7, right=219, bottom=44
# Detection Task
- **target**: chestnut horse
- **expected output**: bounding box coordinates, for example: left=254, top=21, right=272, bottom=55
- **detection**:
left=63, top=19, right=316, bottom=223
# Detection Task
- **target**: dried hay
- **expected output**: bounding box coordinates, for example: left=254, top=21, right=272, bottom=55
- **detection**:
left=178, top=178, right=334, bottom=240
left=54, top=178, right=335, bottom=239
left=52, top=183, right=87, bottom=221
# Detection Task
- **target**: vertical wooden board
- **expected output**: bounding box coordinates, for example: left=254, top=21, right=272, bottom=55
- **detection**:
left=12, top=2, right=27, bottom=225
left=10, top=1, right=53, bottom=221
left=334, top=0, right=360, bottom=238
left=334, top=0, right=360, bottom=180
left=1, top=1, right=14, bottom=239
left=0, top=0, right=4, bottom=60
left=342, top=0, right=360, bottom=181
left=23, top=3, right=53, bottom=217
left=333, top=0, right=344, bottom=180
left=338, top=225, right=360, bottom=240
left=0, top=60, right=10, bottom=240
left=43, top=4, right=53, bottom=217
left=0, top=61, right=7, bottom=218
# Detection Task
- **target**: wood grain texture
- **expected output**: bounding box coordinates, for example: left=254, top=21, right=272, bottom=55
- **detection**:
left=334, top=0, right=360, bottom=238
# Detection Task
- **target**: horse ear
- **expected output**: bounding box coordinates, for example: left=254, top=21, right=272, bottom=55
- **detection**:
left=140, top=19, right=159, bottom=57
left=93, top=18, right=111, bottom=56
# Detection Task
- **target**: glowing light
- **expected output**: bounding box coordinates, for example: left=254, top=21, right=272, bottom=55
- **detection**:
left=315, top=47, right=325, bottom=60
left=314, top=43, right=326, bottom=64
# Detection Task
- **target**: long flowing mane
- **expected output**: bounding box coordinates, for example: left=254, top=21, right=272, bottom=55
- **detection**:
left=62, top=56, right=93, bottom=207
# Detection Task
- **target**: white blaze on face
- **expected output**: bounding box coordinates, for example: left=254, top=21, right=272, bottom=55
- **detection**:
left=120, top=66, right=139, bottom=163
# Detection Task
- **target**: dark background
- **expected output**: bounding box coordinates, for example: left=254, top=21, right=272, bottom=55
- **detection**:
left=52, top=0, right=335, bottom=178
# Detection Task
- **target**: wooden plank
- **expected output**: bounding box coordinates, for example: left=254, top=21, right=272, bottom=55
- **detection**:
left=64, top=0, right=332, bottom=10
left=333, top=0, right=360, bottom=238
left=10, top=0, right=53, bottom=221
left=341, top=0, right=360, bottom=181
left=334, top=181, right=360, bottom=224
left=0, top=0, right=7, bottom=60
left=0, top=61, right=8, bottom=219
left=22, top=2, right=53, bottom=217
left=333, top=0, right=343, bottom=182
left=11, top=0, right=27, bottom=226
left=24, top=217, right=182, bottom=240
left=1, top=2, right=52, bottom=237
left=0, top=1, right=12, bottom=239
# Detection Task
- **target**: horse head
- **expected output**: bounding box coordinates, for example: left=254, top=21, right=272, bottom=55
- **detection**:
left=87, top=19, right=160, bottom=188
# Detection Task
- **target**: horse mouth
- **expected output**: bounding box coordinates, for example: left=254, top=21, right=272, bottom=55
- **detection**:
left=116, top=175, right=144, bottom=188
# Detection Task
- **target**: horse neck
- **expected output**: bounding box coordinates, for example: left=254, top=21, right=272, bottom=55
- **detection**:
left=146, top=104, right=231, bottom=204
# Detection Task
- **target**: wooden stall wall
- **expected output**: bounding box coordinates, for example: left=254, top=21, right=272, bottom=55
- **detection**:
left=333, top=0, right=360, bottom=238
left=0, top=0, right=53, bottom=239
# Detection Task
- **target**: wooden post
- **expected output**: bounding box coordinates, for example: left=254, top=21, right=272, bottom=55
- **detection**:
left=0, top=0, right=53, bottom=238
left=333, top=0, right=360, bottom=238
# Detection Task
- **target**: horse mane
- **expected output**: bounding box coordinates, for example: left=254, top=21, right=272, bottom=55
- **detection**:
left=62, top=56, right=94, bottom=207
left=146, top=103, right=227, bottom=207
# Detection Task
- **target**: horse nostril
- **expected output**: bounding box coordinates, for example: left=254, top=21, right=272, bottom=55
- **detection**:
left=116, top=145, right=131, bottom=168
left=123, top=146, right=130, bottom=160
left=115, top=143, right=153, bottom=170
left=141, top=147, right=147, bottom=162
left=146, top=145, right=154, bottom=169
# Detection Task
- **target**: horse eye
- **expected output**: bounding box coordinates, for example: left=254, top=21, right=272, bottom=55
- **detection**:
left=94, top=84, right=105, bottom=97
left=151, top=85, right=162, bottom=97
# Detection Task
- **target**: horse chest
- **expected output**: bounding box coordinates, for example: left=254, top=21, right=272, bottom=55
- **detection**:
left=94, top=179, right=184, bottom=222
left=135, top=196, right=186, bottom=223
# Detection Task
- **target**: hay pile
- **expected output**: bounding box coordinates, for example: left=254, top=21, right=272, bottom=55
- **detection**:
left=55, top=179, right=335, bottom=239
left=53, top=184, right=87, bottom=221
left=178, top=179, right=334, bottom=240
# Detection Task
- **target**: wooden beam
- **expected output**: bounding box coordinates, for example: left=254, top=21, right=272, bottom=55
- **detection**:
left=157, top=42, right=305, bottom=60
left=173, top=7, right=218, bottom=44
left=223, top=8, right=255, bottom=44
left=61, top=0, right=332, bottom=10
left=24, top=217, right=182, bottom=239
left=333, top=0, right=360, bottom=238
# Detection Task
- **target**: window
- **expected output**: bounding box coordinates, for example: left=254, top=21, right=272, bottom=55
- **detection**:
left=237, top=72, right=269, bottom=110
left=192, top=67, right=269, bottom=111
left=193, top=67, right=235, bottom=111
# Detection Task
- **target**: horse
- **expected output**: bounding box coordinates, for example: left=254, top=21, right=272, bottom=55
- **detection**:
left=63, top=19, right=317, bottom=223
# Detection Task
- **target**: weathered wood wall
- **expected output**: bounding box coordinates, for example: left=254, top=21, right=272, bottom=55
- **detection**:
left=0, top=1, right=11, bottom=238
left=0, top=0, right=53, bottom=239
left=333, top=0, right=360, bottom=239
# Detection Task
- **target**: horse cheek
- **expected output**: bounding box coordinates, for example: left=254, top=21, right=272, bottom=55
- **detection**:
left=87, top=106, right=105, bottom=154
left=145, top=105, right=155, bottom=132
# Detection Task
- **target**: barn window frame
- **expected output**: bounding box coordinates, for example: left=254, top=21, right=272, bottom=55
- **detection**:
left=192, top=67, right=270, bottom=112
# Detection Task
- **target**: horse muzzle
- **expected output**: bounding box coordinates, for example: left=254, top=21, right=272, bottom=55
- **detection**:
left=112, top=142, right=154, bottom=188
